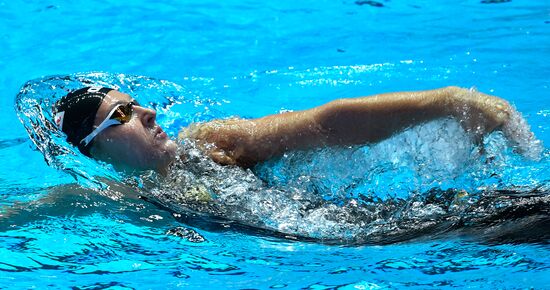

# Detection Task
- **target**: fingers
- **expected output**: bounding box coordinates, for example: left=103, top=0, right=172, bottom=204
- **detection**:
left=464, top=91, right=542, bottom=160
left=208, top=148, right=237, bottom=165
left=501, top=107, right=543, bottom=160
left=451, top=88, right=514, bottom=136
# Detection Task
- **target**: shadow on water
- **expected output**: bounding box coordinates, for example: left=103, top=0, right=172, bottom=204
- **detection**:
left=12, top=69, right=550, bottom=245
left=64, top=184, right=550, bottom=245
left=454, top=188, right=550, bottom=245
left=0, top=137, right=27, bottom=149
left=3, top=181, right=549, bottom=246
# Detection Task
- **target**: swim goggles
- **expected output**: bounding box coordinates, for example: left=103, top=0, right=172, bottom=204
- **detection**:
left=80, top=101, right=135, bottom=146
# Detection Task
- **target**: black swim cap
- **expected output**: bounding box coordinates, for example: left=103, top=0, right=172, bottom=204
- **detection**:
left=53, top=86, right=113, bottom=156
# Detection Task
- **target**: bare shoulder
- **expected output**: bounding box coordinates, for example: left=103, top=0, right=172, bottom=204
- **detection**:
left=178, top=117, right=246, bottom=141
left=178, top=117, right=253, bottom=166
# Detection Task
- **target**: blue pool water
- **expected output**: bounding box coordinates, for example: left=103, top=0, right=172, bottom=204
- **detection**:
left=1, top=0, right=550, bottom=288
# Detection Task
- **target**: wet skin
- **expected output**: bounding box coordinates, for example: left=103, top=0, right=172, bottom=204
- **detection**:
left=183, top=86, right=515, bottom=167
left=89, top=90, right=177, bottom=175
left=89, top=87, right=517, bottom=173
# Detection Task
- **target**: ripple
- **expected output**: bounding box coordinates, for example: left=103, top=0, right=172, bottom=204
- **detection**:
left=14, top=70, right=550, bottom=244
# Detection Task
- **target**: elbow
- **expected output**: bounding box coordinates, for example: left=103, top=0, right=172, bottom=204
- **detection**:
left=313, top=99, right=344, bottom=132
left=313, top=99, right=361, bottom=145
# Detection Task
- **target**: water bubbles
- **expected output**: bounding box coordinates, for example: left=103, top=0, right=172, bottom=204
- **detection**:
left=16, top=69, right=550, bottom=244
left=15, top=72, right=216, bottom=188
left=166, top=227, right=206, bottom=242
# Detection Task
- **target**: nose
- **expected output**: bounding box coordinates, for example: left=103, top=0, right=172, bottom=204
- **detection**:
left=135, top=105, right=157, bottom=128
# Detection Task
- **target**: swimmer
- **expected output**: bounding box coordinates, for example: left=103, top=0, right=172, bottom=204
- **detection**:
left=53, top=86, right=518, bottom=175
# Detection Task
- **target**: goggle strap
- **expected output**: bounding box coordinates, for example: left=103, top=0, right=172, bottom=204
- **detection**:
left=80, top=105, right=124, bottom=146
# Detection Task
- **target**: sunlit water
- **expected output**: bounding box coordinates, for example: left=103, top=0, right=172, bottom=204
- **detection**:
left=2, top=0, right=550, bottom=288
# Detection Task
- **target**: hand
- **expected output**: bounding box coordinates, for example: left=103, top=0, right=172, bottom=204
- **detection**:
left=446, top=86, right=542, bottom=159
left=179, top=119, right=247, bottom=166
left=445, top=86, right=511, bottom=143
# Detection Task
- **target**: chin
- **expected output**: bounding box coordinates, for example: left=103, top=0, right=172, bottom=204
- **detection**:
left=155, top=140, right=177, bottom=164
left=164, top=139, right=177, bottom=156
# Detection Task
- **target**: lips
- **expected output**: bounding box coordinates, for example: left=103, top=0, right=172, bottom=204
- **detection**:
left=154, top=126, right=167, bottom=139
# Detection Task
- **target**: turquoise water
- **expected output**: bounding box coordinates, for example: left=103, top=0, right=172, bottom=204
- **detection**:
left=2, top=0, right=550, bottom=288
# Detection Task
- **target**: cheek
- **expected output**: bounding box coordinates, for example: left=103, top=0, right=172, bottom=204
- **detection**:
left=120, top=122, right=150, bottom=145
left=98, top=126, right=152, bottom=165
left=93, top=122, right=174, bottom=171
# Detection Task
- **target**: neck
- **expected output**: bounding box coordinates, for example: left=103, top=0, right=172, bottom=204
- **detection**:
left=156, top=155, right=177, bottom=177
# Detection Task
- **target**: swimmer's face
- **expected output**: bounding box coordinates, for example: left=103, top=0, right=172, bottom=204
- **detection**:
left=89, top=90, right=177, bottom=174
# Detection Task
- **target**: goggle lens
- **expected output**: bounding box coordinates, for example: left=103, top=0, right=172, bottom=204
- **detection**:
left=80, top=101, right=136, bottom=146
left=111, top=102, right=134, bottom=123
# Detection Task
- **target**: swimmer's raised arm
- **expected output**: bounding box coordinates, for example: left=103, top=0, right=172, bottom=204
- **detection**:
left=53, top=86, right=531, bottom=174
left=183, top=86, right=515, bottom=167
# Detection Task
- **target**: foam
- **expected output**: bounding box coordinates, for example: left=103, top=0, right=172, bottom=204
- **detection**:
left=502, top=106, right=543, bottom=160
